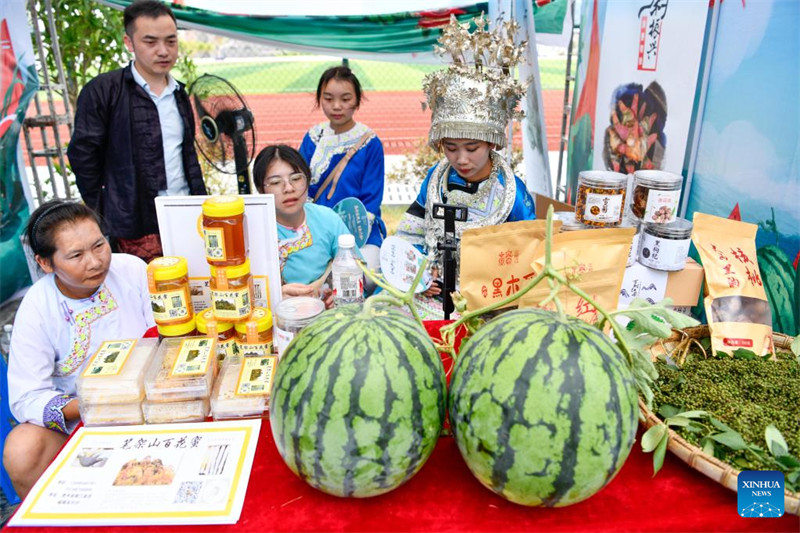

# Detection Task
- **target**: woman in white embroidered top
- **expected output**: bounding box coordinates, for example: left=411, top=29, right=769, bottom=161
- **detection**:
left=3, top=201, right=154, bottom=498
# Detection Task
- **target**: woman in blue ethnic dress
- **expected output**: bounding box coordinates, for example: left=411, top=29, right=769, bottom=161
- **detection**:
left=299, top=66, right=385, bottom=279
left=396, top=17, right=536, bottom=314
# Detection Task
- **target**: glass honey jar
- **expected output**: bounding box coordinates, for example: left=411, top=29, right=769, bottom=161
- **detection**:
left=202, top=195, right=247, bottom=267
left=209, top=259, right=254, bottom=323
left=234, top=307, right=273, bottom=357
left=195, top=307, right=239, bottom=365
left=147, top=256, right=193, bottom=328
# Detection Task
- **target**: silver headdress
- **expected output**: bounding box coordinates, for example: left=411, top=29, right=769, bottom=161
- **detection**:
left=424, top=14, right=528, bottom=149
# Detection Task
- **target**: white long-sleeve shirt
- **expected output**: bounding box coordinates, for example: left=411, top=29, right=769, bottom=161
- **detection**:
left=8, top=253, right=155, bottom=432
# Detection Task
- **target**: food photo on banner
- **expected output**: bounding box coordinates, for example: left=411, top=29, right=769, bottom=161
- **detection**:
left=0, top=0, right=798, bottom=530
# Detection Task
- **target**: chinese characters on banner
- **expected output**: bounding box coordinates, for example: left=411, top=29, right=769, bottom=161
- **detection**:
left=590, top=0, right=708, bottom=174
left=566, top=0, right=709, bottom=197
left=637, top=0, right=668, bottom=71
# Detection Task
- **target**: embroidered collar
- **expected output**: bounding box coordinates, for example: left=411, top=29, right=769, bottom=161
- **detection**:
left=278, top=223, right=314, bottom=273
left=53, top=278, right=107, bottom=324
left=423, top=151, right=516, bottom=269
left=55, top=284, right=119, bottom=377
left=307, top=121, right=374, bottom=186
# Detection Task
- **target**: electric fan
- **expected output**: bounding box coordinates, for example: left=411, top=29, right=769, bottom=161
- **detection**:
left=188, top=74, right=255, bottom=194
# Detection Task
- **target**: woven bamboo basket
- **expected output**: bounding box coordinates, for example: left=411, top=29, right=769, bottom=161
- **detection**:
left=640, top=325, right=799, bottom=516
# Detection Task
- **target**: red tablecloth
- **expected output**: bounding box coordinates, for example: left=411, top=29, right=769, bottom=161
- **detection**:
left=5, top=426, right=798, bottom=532
left=6, top=322, right=798, bottom=532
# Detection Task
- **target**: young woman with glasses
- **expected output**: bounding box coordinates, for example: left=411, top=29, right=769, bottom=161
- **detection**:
left=254, top=145, right=352, bottom=308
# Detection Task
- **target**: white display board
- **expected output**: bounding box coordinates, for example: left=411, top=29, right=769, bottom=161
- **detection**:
left=591, top=0, right=709, bottom=174
left=9, top=420, right=261, bottom=527
left=155, top=195, right=282, bottom=315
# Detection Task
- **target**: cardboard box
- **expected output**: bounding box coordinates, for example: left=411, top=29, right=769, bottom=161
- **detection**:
left=665, top=258, right=704, bottom=306
left=620, top=258, right=704, bottom=310
left=534, top=194, right=574, bottom=217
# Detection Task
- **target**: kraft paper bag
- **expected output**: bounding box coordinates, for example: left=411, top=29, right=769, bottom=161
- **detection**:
left=692, top=213, right=773, bottom=357
left=459, top=219, right=559, bottom=311
left=517, top=227, right=635, bottom=323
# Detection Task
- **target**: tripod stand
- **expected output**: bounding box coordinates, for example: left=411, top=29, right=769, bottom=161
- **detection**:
left=432, top=203, right=468, bottom=320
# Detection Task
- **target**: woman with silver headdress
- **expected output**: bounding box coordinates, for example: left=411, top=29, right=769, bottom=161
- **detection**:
left=396, top=16, right=536, bottom=302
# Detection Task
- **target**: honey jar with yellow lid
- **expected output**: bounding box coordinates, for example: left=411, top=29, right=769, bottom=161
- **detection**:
left=157, top=316, right=197, bottom=339
left=195, top=307, right=238, bottom=364
left=147, top=256, right=193, bottom=327
left=209, top=259, right=254, bottom=323
left=202, top=195, right=247, bottom=267
left=234, top=307, right=273, bottom=357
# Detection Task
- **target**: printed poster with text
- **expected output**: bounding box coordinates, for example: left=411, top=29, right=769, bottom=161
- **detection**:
left=10, top=420, right=260, bottom=527
left=591, top=0, right=709, bottom=175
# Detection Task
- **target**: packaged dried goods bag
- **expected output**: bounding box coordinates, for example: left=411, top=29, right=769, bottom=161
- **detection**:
left=691, top=212, right=773, bottom=357
left=517, top=227, right=635, bottom=322
left=459, top=219, right=558, bottom=311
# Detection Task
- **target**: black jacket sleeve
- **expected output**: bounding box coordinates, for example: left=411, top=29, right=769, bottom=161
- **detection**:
left=67, top=79, right=109, bottom=212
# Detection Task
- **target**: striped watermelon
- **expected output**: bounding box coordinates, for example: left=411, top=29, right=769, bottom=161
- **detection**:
left=270, top=304, right=446, bottom=497
left=449, top=309, right=638, bottom=506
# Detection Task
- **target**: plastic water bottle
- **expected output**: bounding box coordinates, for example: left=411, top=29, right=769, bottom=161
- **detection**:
left=332, top=234, right=364, bottom=306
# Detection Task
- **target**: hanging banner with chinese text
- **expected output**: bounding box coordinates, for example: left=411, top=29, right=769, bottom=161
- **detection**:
left=683, top=0, right=799, bottom=335
left=566, top=0, right=709, bottom=201
left=0, top=0, right=37, bottom=302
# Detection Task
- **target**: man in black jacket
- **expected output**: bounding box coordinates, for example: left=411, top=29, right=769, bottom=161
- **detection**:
left=67, top=0, right=206, bottom=262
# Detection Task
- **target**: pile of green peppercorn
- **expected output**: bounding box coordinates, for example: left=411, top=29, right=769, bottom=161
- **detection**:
left=653, top=352, right=799, bottom=484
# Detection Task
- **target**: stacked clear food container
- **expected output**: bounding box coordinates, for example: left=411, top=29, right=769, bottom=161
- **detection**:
left=77, top=338, right=159, bottom=426
left=142, top=337, right=217, bottom=423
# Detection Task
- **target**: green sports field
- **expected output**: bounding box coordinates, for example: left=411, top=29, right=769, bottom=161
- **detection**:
left=198, top=57, right=569, bottom=94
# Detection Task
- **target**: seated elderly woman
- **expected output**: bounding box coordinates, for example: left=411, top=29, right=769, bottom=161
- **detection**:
left=3, top=201, right=154, bottom=498
left=253, top=144, right=352, bottom=309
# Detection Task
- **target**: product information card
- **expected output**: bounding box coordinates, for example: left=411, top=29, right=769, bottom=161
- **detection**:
left=10, top=419, right=260, bottom=527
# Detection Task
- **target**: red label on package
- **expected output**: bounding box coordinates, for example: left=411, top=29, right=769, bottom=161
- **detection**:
left=637, top=0, right=668, bottom=71
left=723, top=338, right=754, bottom=348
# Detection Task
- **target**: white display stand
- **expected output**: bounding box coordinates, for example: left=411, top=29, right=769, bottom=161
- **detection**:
left=155, top=195, right=282, bottom=315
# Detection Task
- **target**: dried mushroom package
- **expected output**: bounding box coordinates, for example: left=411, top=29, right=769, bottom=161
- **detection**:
left=517, top=227, right=635, bottom=321
left=691, top=212, right=773, bottom=357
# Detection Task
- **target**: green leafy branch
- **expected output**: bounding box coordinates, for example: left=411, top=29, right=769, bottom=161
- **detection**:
left=641, top=407, right=800, bottom=491
left=437, top=206, right=698, bottom=405
left=357, top=206, right=699, bottom=407
left=359, top=256, right=430, bottom=330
